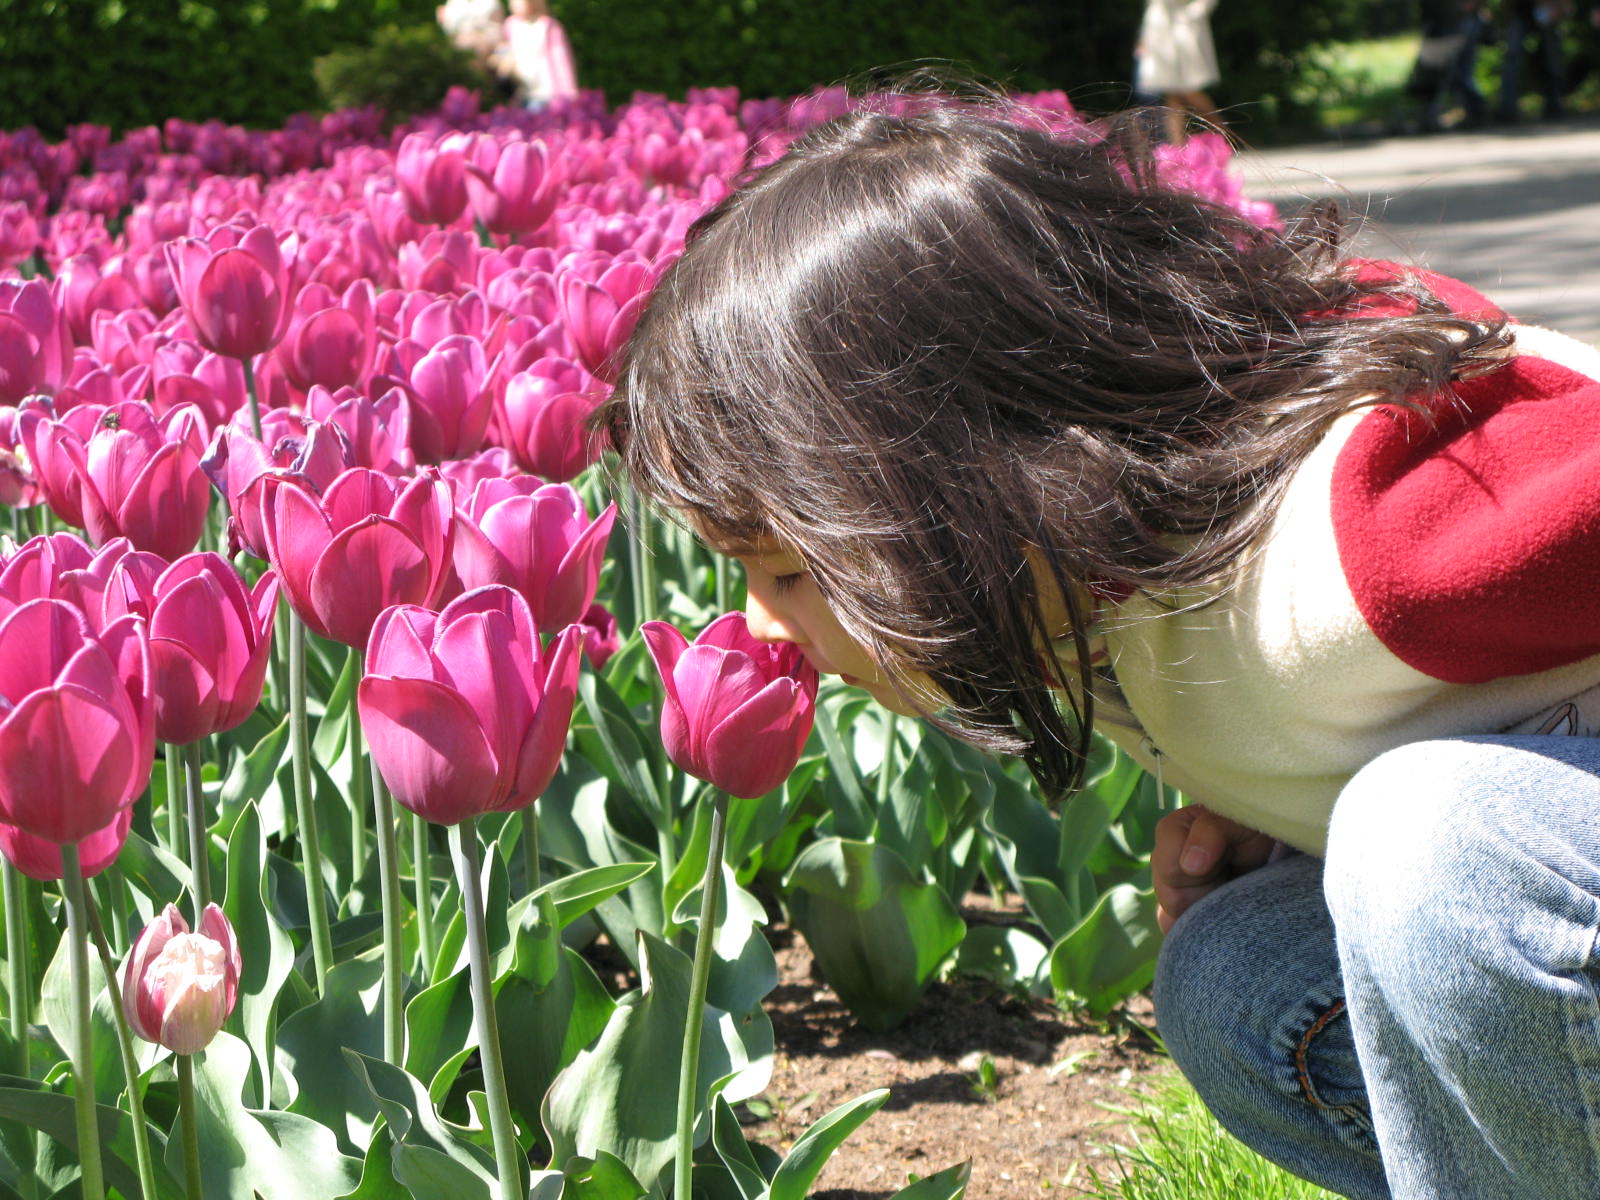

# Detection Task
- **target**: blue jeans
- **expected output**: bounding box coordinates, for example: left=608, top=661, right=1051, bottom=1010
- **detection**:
left=1155, top=735, right=1600, bottom=1199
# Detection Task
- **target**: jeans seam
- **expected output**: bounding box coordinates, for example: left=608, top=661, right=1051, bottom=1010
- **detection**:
left=1295, top=998, right=1347, bottom=1109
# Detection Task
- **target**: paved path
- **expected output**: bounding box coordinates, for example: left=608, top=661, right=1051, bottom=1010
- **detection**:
left=1236, top=115, right=1600, bottom=345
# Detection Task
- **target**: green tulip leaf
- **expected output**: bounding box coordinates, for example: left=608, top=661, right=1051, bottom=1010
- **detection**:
left=218, top=713, right=291, bottom=824
left=170, top=1033, right=363, bottom=1200
left=763, top=1088, right=889, bottom=1200
left=813, top=694, right=873, bottom=839
left=542, top=931, right=750, bottom=1190
left=223, top=800, right=297, bottom=1108
left=278, top=955, right=385, bottom=1151
left=556, top=1151, right=646, bottom=1199
left=38, top=938, right=122, bottom=1107
left=313, top=647, right=358, bottom=765
left=1057, top=747, right=1142, bottom=882
left=530, top=861, right=656, bottom=937
left=403, top=965, right=475, bottom=1092
left=338, top=1125, right=405, bottom=1200
left=345, top=1049, right=502, bottom=1195
left=952, top=924, right=1051, bottom=993
left=784, top=839, right=965, bottom=1031
left=710, top=1096, right=769, bottom=1200
left=496, top=944, right=617, bottom=1131
left=575, top=670, right=664, bottom=821
left=113, top=829, right=191, bottom=926
left=1048, top=884, right=1162, bottom=1017
left=887, top=1160, right=973, bottom=1199
left=0, top=1076, right=181, bottom=1200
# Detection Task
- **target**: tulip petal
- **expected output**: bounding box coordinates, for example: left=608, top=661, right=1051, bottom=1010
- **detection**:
left=507, top=623, right=583, bottom=809
left=358, top=675, right=500, bottom=824
left=0, top=683, right=140, bottom=843
left=702, top=677, right=815, bottom=798
left=310, top=518, right=431, bottom=649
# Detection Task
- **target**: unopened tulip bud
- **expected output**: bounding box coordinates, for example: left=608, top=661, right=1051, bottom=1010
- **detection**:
left=122, top=903, right=241, bottom=1055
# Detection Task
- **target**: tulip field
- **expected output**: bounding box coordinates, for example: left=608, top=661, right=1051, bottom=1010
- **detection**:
left=0, top=84, right=1277, bottom=1200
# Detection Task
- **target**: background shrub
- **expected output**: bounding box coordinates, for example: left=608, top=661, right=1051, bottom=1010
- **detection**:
left=313, top=23, right=497, bottom=120
left=4, top=0, right=1381, bottom=140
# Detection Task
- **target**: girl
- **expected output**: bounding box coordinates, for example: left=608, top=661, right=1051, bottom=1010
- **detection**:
left=605, top=96, right=1600, bottom=1199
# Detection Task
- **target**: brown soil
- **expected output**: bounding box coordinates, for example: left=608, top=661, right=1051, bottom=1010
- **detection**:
left=743, top=922, right=1169, bottom=1200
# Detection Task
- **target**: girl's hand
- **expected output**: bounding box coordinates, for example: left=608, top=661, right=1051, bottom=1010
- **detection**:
left=1152, top=805, right=1278, bottom=933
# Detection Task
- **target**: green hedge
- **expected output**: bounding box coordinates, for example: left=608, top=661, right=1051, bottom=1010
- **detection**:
left=3, top=0, right=1373, bottom=139
left=0, top=0, right=437, bottom=136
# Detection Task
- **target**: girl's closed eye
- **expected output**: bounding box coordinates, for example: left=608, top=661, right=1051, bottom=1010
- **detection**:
left=770, top=571, right=805, bottom=595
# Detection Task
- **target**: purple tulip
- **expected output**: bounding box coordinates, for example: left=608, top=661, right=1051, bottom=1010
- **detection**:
left=122, top=903, right=241, bottom=1055
left=0, top=598, right=155, bottom=844
left=358, top=586, right=583, bottom=824
left=642, top=611, right=818, bottom=799
left=259, top=466, right=455, bottom=649
left=452, top=478, right=616, bottom=632
left=203, top=412, right=353, bottom=559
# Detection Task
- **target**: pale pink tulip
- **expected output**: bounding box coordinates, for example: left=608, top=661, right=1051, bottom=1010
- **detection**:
left=122, top=903, right=241, bottom=1055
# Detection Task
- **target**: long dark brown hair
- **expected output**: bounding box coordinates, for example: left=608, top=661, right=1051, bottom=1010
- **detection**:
left=604, top=95, right=1511, bottom=798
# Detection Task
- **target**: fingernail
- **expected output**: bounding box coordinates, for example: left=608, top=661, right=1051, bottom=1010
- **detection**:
left=1181, top=847, right=1209, bottom=875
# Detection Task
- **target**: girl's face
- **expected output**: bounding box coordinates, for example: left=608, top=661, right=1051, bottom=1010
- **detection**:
left=732, top=539, right=936, bottom=717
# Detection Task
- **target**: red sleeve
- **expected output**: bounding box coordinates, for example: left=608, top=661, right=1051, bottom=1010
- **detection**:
left=1331, top=355, right=1600, bottom=684
left=1332, top=260, right=1506, bottom=323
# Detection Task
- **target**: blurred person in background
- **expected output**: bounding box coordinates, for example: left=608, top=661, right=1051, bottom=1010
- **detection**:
left=1497, top=0, right=1569, bottom=120
left=492, top=0, right=578, bottom=110
left=1135, top=0, right=1223, bottom=144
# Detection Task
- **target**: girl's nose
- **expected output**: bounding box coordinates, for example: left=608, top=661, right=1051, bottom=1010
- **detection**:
left=744, top=590, right=798, bottom=645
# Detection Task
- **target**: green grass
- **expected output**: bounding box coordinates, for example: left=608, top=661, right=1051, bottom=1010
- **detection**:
left=1078, top=1071, right=1343, bottom=1200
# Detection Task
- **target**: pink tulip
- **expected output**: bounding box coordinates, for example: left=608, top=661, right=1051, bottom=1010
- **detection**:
left=0, top=279, right=74, bottom=402
left=305, top=385, right=415, bottom=476
left=359, top=585, right=583, bottom=824
left=0, top=531, right=98, bottom=621
left=452, top=479, right=615, bottom=632
left=54, top=256, right=142, bottom=347
left=497, top=358, right=607, bottom=482
left=555, top=256, right=653, bottom=383
left=394, top=133, right=469, bottom=227
left=642, top=611, right=818, bottom=798
left=273, top=278, right=376, bottom=395
left=0, top=808, right=132, bottom=882
left=50, top=401, right=212, bottom=560
left=164, top=222, right=293, bottom=359
left=122, top=903, right=241, bottom=1055
left=151, top=341, right=244, bottom=428
left=203, top=413, right=353, bottom=559
left=259, top=466, right=454, bottom=648
left=385, top=333, right=495, bottom=465
left=464, top=137, right=563, bottom=236
left=0, top=201, right=39, bottom=269
left=577, top=602, right=620, bottom=669
left=0, top=598, right=155, bottom=844
left=102, top=552, right=279, bottom=745
left=0, top=408, right=37, bottom=508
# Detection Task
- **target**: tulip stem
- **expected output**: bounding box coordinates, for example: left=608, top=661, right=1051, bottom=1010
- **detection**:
left=176, top=1055, right=204, bottom=1200
left=450, top=820, right=524, bottom=1200
left=2, top=861, right=38, bottom=1200
left=59, top=845, right=106, bottom=1200
left=183, top=741, right=211, bottom=922
left=876, top=713, right=899, bottom=806
left=673, top=787, right=728, bottom=1200
left=165, top=742, right=183, bottom=867
left=411, top=813, right=435, bottom=982
left=241, top=354, right=263, bottom=441
left=289, top=615, right=333, bottom=993
left=3, top=858, right=32, bottom=1079
left=519, top=806, right=541, bottom=895
left=84, top=893, right=161, bottom=1200
left=368, top=753, right=405, bottom=1066
left=346, top=649, right=368, bottom=893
